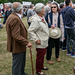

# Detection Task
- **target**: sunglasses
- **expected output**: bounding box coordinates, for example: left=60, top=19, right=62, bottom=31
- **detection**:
left=51, top=7, right=57, bottom=8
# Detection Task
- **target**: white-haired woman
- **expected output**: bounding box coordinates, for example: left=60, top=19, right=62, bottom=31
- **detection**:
left=28, top=3, right=49, bottom=75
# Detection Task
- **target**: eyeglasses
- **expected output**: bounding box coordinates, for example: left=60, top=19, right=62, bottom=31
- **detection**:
left=51, top=7, right=57, bottom=8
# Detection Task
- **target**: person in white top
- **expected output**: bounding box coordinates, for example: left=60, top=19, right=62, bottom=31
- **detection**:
left=28, top=3, right=49, bottom=75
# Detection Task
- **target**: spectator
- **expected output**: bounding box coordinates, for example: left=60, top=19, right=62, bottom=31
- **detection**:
left=60, top=3, right=67, bottom=51
left=45, top=2, right=61, bottom=64
left=6, top=2, right=32, bottom=75
left=62, top=0, right=75, bottom=57
left=44, top=1, right=51, bottom=17
left=60, top=3, right=65, bottom=12
left=0, top=9, right=3, bottom=29
left=27, top=4, right=35, bottom=26
left=3, top=3, right=12, bottom=25
left=23, top=8, right=27, bottom=17
left=28, top=3, right=49, bottom=75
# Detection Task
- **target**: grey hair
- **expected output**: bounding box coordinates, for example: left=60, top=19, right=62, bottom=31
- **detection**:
left=5, top=3, right=12, bottom=8
left=34, top=3, right=44, bottom=13
left=8, top=3, right=12, bottom=8
left=12, top=2, right=23, bottom=13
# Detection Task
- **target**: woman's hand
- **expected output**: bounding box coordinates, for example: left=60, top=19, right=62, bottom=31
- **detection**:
left=51, top=25, right=55, bottom=29
left=36, top=40, right=41, bottom=45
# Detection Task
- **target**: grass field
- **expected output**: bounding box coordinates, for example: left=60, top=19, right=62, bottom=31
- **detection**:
left=0, top=18, right=75, bottom=75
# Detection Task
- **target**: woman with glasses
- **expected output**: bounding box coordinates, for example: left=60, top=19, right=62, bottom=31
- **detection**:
left=45, top=2, right=61, bottom=64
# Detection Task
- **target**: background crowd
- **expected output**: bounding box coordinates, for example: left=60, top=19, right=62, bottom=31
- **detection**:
left=0, top=0, right=75, bottom=75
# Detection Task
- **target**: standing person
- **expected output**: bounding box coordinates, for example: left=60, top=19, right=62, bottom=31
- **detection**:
left=28, top=3, right=49, bottom=75
left=27, top=4, right=35, bottom=26
left=6, top=2, right=32, bottom=75
left=44, top=1, right=51, bottom=17
left=45, top=2, right=61, bottom=64
left=3, top=3, right=12, bottom=26
left=62, top=0, right=75, bottom=57
left=60, top=3, right=67, bottom=51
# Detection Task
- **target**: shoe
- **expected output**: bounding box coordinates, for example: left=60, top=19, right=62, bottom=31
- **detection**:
left=71, top=53, right=75, bottom=57
left=66, top=52, right=71, bottom=55
left=47, top=60, right=54, bottom=65
left=41, top=67, right=49, bottom=70
left=56, top=58, right=61, bottom=62
left=73, top=67, right=75, bottom=73
left=36, top=72, right=46, bottom=75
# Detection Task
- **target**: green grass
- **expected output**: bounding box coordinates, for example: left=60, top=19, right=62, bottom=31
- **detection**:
left=0, top=18, right=75, bottom=75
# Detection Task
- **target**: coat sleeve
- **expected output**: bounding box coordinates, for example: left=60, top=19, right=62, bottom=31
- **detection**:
left=28, top=20, right=39, bottom=42
left=10, top=18, right=29, bottom=46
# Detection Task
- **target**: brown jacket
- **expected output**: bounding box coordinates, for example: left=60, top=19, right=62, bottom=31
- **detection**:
left=6, top=12, right=28, bottom=53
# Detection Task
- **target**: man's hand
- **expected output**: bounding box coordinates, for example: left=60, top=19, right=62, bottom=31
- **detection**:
left=51, top=25, right=55, bottom=29
left=27, top=42, right=32, bottom=48
left=36, top=40, right=41, bottom=45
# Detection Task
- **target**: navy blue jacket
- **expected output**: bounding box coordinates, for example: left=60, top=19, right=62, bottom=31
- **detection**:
left=45, top=12, right=60, bottom=28
left=3, top=10, right=12, bottom=24
left=62, top=6, right=75, bottom=28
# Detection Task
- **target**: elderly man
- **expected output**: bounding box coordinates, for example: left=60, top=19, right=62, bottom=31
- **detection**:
left=3, top=3, right=12, bottom=25
left=6, top=2, right=32, bottom=75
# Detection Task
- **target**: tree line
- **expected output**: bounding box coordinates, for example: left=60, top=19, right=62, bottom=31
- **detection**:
left=0, top=0, right=75, bottom=4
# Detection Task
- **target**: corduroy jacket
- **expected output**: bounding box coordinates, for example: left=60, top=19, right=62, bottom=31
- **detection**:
left=6, top=12, right=28, bottom=53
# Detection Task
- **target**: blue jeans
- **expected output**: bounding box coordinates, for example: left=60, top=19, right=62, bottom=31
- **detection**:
left=66, top=28, right=75, bottom=54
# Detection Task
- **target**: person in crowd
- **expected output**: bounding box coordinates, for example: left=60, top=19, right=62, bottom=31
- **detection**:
left=27, top=4, right=35, bottom=26
left=44, top=1, right=51, bottom=17
left=45, top=2, right=61, bottom=65
left=0, top=9, right=3, bottom=29
left=60, top=3, right=65, bottom=12
left=73, top=5, right=75, bottom=10
left=23, top=8, right=27, bottom=17
left=62, top=0, right=75, bottom=57
left=60, top=3, right=67, bottom=51
left=6, top=2, right=32, bottom=75
left=28, top=3, right=49, bottom=75
left=3, top=3, right=12, bottom=26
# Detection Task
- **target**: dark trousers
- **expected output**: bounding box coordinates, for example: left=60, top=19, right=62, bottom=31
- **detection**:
left=28, top=22, right=31, bottom=26
left=46, top=38, right=60, bottom=60
left=12, top=52, right=26, bottom=75
left=62, top=37, right=67, bottom=50
left=36, top=48, right=46, bottom=73
left=66, top=28, right=75, bottom=54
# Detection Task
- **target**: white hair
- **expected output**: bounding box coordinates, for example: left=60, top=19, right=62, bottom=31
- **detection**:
left=5, top=3, right=12, bottom=8
left=12, top=2, right=23, bottom=13
left=34, top=3, right=44, bottom=13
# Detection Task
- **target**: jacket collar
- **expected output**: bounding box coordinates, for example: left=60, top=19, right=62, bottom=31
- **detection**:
left=34, top=14, right=46, bottom=23
left=12, top=12, right=21, bottom=20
